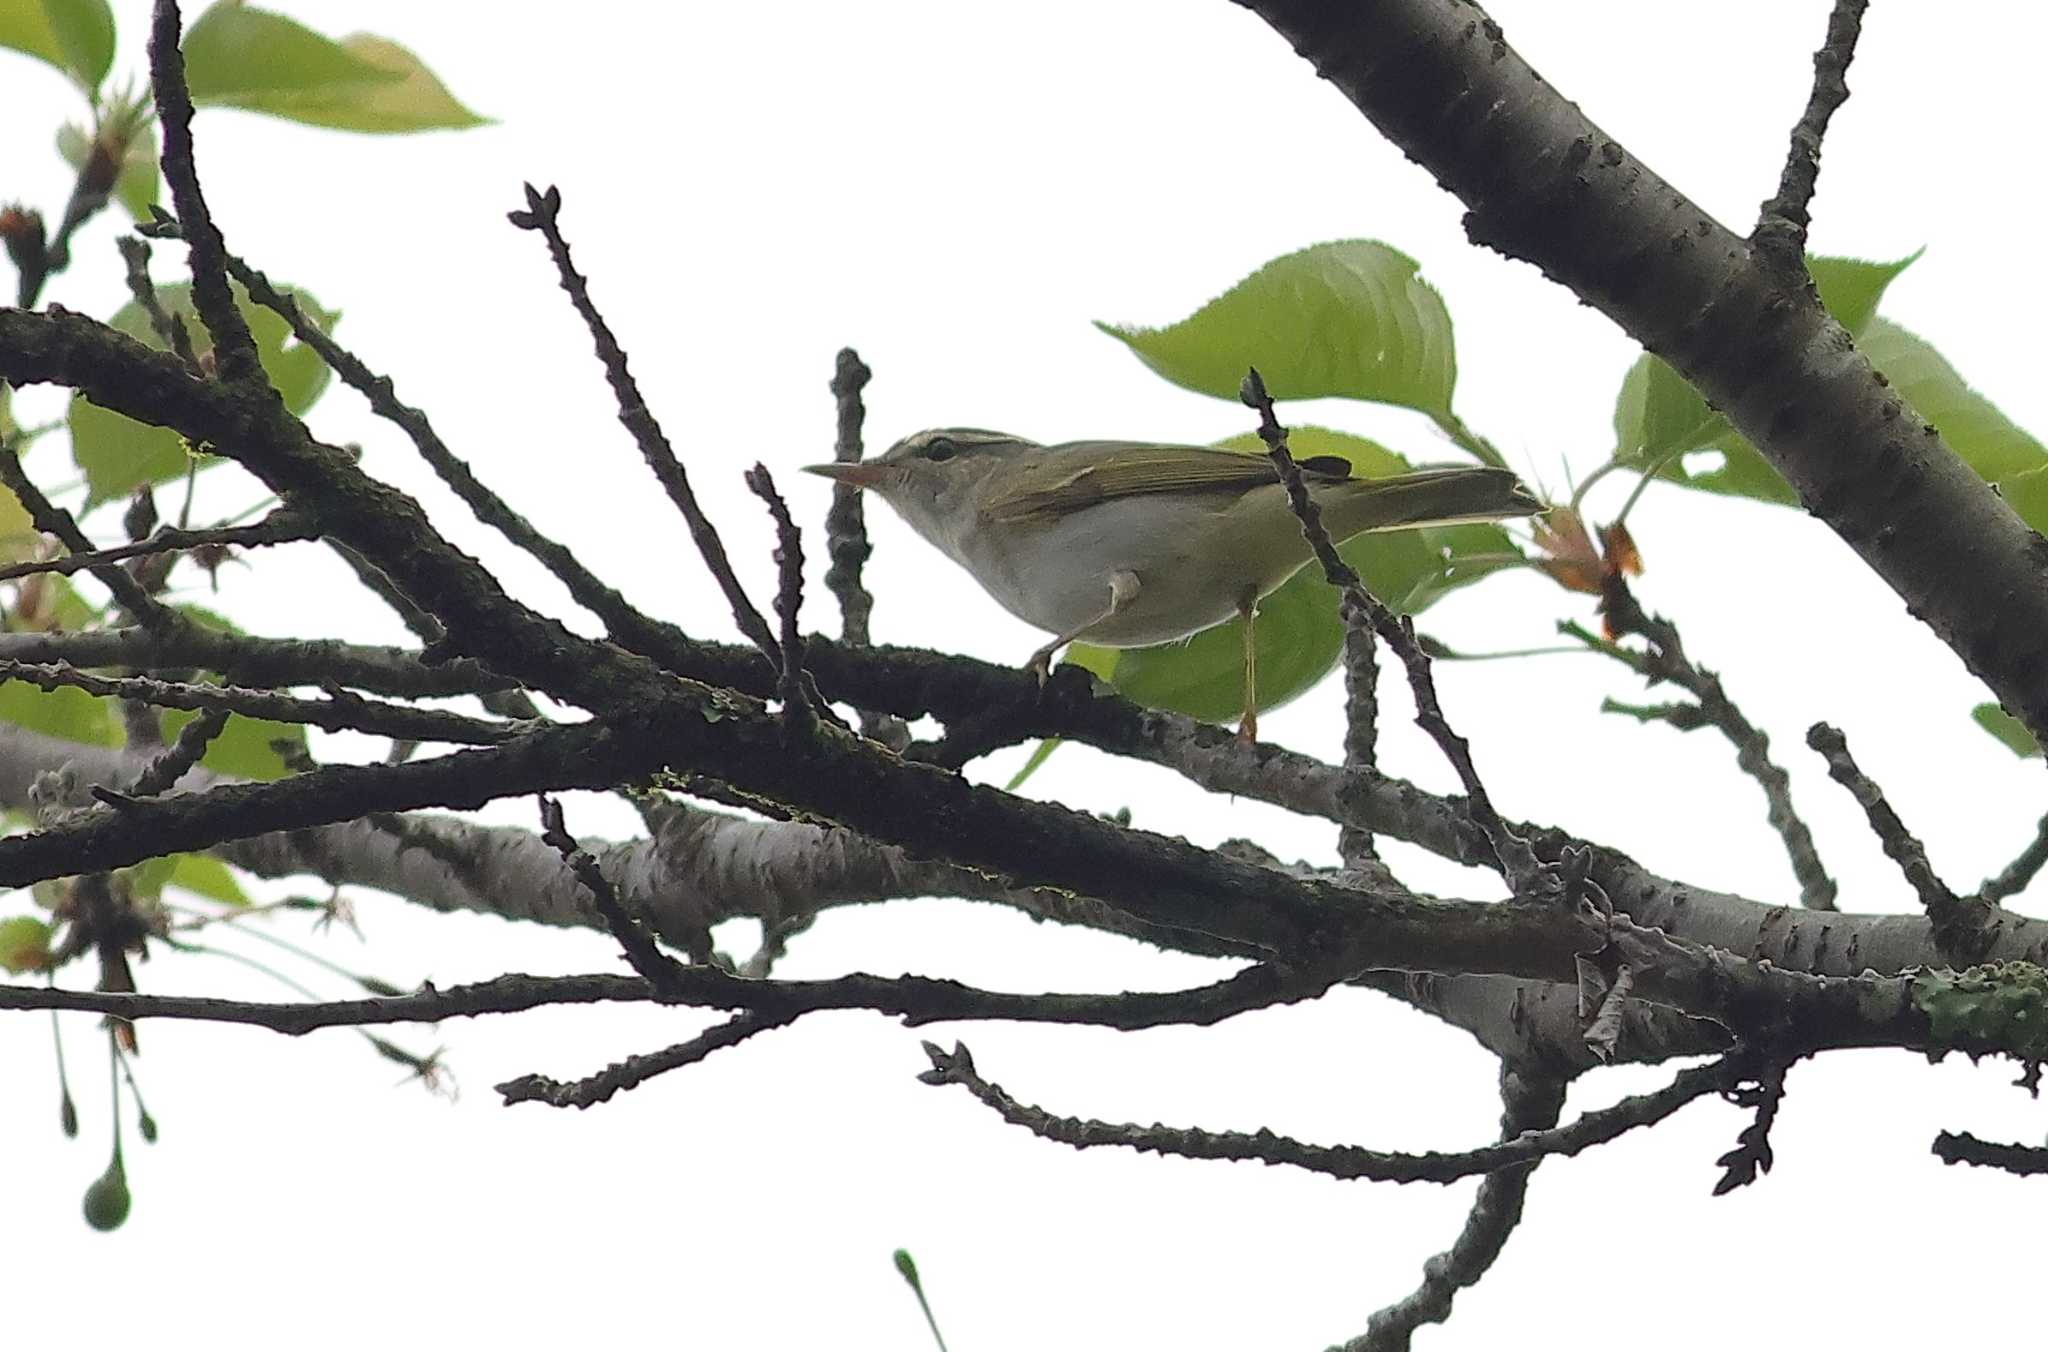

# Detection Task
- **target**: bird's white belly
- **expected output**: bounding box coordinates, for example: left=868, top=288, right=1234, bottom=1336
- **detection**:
left=947, top=491, right=1316, bottom=647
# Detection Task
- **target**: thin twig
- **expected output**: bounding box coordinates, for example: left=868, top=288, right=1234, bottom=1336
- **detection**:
left=824, top=347, right=877, bottom=644
left=496, top=1010, right=794, bottom=1108
left=1575, top=573, right=1838, bottom=911
left=0, top=660, right=523, bottom=746
left=116, top=235, right=200, bottom=372
left=0, top=440, right=177, bottom=629
left=742, top=464, right=818, bottom=728
left=918, top=1039, right=1745, bottom=1185
left=1337, top=595, right=1383, bottom=871
left=0, top=956, right=1352, bottom=1038
left=147, top=0, right=263, bottom=388
left=1807, top=723, right=1997, bottom=963
left=1978, top=810, right=2048, bottom=905
left=1348, top=1064, right=1567, bottom=1351
left=219, top=247, right=699, bottom=666
left=539, top=796, right=704, bottom=978
left=127, top=708, right=226, bottom=796
left=1753, top=0, right=1870, bottom=270
left=507, top=183, right=781, bottom=669
left=1239, top=368, right=1546, bottom=900
left=1933, top=1130, right=2048, bottom=1176
left=0, top=509, right=314, bottom=583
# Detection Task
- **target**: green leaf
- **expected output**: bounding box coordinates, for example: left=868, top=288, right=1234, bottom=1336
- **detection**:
left=1611, top=252, right=1921, bottom=504
left=1065, top=428, right=1521, bottom=724
left=1972, top=702, right=2039, bottom=758
left=0, top=673, right=117, bottom=745
left=68, top=277, right=337, bottom=504
left=0, top=914, right=53, bottom=973
left=1810, top=251, right=1920, bottom=338
left=160, top=706, right=305, bottom=782
left=0, top=0, right=115, bottom=92
left=1097, top=240, right=1456, bottom=416
left=1860, top=317, right=2047, bottom=486
left=121, top=853, right=176, bottom=902
left=167, top=852, right=248, bottom=906
left=184, top=5, right=484, bottom=133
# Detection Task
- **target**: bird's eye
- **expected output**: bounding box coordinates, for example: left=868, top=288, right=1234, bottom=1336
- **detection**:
left=922, top=436, right=960, bottom=462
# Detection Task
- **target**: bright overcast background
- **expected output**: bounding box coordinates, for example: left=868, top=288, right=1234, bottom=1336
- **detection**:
left=4, top=3, right=2045, bottom=1348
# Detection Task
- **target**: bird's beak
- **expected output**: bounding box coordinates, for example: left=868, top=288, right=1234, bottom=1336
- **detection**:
left=802, top=462, right=892, bottom=490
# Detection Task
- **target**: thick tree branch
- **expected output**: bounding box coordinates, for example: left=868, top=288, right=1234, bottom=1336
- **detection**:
left=1234, top=0, right=2048, bottom=747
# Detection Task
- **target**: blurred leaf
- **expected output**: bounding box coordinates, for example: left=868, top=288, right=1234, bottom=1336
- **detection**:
left=1972, top=702, right=2040, bottom=758
left=0, top=0, right=115, bottom=92
left=167, top=851, right=248, bottom=906
left=68, top=277, right=337, bottom=503
left=121, top=853, right=176, bottom=901
left=0, top=674, right=117, bottom=745
left=160, top=705, right=305, bottom=782
left=185, top=5, right=484, bottom=133
left=1098, top=240, right=1456, bottom=416
left=1065, top=427, right=1521, bottom=724
left=1611, top=253, right=1920, bottom=505
left=0, top=914, right=53, bottom=973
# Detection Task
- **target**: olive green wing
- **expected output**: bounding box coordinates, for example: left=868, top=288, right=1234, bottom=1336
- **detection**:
left=980, top=441, right=1350, bottom=523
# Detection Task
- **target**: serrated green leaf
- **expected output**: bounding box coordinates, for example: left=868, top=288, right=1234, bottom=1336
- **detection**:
left=167, top=851, right=248, bottom=906
left=1809, top=251, right=1920, bottom=339
left=0, top=914, right=53, bottom=973
left=1612, top=252, right=1921, bottom=504
left=68, top=277, right=337, bottom=504
left=160, top=706, right=305, bottom=782
left=1098, top=240, right=1456, bottom=416
left=0, top=0, right=114, bottom=92
left=1972, top=702, right=2039, bottom=758
left=1860, top=317, right=2046, bottom=485
left=185, top=6, right=484, bottom=133
left=1065, top=427, right=1521, bottom=724
left=0, top=675, right=117, bottom=745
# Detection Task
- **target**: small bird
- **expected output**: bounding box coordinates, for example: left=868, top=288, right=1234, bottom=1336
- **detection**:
left=806, top=428, right=1543, bottom=739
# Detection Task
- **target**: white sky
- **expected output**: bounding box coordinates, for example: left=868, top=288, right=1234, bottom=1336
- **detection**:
left=4, top=2, right=2045, bottom=1347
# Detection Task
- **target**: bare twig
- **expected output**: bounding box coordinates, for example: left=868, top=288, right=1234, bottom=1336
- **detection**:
left=0, top=509, right=314, bottom=584
left=1337, top=595, right=1384, bottom=871
left=1807, top=723, right=1996, bottom=962
left=1753, top=0, right=1870, bottom=270
left=1712, top=1058, right=1789, bottom=1194
left=148, top=0, right=263, bottom=387
left=218, top=247, right=704, bottom=668
left=116, top=235, right=200, bottom=372
left=1933, top=1130, right=2048, bottom=1177
left=1239, top=368, right=1546, bottom=900
left=539, top=796, right=703, bottom=979
left=918, top=1039, right=1745, bottom=1184
left=507, top=183, right=781, bottom=670
left=1572, top=573, right=1838, bottom=911
left=0, top=660, right=522, bottom=746
left=1348, top=1064, right=1567, bottom=1351
left=1978, top=810, right=2048, bottom=905
left=824, top=347, right=878, bottom=644
left=742, top=464, right=818, bottom=727
left=497, top=1010, right=794, bottom=1108
left=125, top=707, right=226, bottom=797
left=0, top=440, right=176, bottom=629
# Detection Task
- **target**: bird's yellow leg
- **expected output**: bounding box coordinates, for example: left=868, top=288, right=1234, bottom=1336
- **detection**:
left=1028, top=570, right=1141, bottom=683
